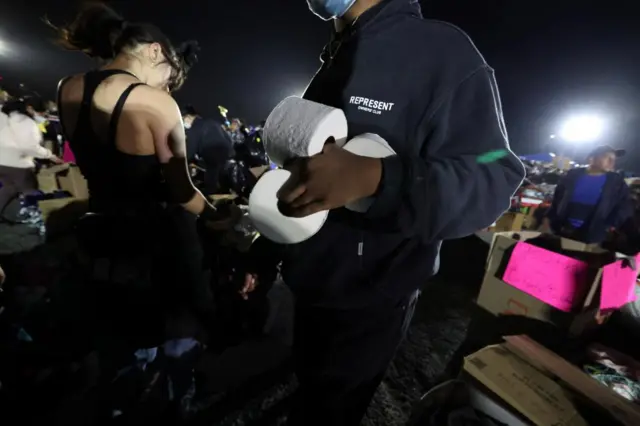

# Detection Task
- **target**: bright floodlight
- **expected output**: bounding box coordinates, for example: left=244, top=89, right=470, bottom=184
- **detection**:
left=559, top=115, right=604, bottom=143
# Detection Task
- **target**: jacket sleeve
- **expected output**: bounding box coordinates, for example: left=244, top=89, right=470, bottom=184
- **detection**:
left=546, top=177, right=566, bottom=226
left=19, top=119, right=54, bottom=160
left=606, top=178, right=634, bottom=229
left=365, top=66, right=525, bottom=243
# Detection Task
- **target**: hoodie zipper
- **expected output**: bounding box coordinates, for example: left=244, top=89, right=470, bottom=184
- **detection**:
left=323, top=15, right=361, bottom=69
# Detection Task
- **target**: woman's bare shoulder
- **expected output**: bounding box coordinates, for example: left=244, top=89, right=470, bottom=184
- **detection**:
left=130, top=86, right=178, bottom=113
left=126, top=86, right=181, bottom=130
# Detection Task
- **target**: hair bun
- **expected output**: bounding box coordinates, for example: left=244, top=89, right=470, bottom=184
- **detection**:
left=177, top=40, right=200, bottom=69
left=51, top=2, right=127, bottom=60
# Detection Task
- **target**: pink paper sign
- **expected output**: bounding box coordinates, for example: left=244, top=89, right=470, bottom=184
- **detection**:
left=600, top=256, right=640, bottom=311
left=502, top=242, right=590, bottom=312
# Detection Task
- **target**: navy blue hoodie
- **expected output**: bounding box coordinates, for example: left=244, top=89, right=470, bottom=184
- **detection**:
left=250, top=0, right=525, bottom=309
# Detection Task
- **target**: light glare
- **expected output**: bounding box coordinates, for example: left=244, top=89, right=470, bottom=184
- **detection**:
left=0, top=39, right=9, bottom=56
left=559, top=115, right=604, bottom=143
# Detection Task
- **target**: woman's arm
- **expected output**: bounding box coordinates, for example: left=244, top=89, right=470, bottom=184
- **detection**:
left=144, top=88, right=216, bottom=217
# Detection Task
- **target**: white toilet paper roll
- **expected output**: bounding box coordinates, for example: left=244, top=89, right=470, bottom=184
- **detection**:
left=343, top=133, right=396, bottom=213
left=263, top=97, right=349, bottom=167
left=248, top=169, right=328, bottom=244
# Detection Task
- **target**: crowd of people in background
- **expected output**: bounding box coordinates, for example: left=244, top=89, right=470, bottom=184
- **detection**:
left=0, top=84, right=270, bottom=225
left=515, top=147, right=640, bottom=253
left=0, top=79, right=275, bottom=423
left=0, top=90, right=64, bottom=224
left=3, top=1, right=639, bottom=425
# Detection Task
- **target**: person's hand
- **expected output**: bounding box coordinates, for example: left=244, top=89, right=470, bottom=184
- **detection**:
left=277, top=142, right=382, bottom=217
left=239, top=273, right=258, bottom=300
left=0, top=265, right=5, bottom=289
left=50, top=156, right=65, bottom=165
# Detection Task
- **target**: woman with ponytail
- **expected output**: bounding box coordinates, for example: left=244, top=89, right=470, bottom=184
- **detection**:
left=53, top=3, right=219, bottom=368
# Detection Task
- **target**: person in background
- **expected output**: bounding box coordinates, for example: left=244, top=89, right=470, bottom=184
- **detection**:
left=182, top=105, right=234, bottom=194
left=240, top=0, right=525, bottom=424
left=0, top=89, right=10, bottom=110
left=227, top=118, right=245, bottom=144
left=43, top=101, right=65, bottom=157
left=0, top=98, right=63, bottom=219
left=544, top=145, right=633, bottom=243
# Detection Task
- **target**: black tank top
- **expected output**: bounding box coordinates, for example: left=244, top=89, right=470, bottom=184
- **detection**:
left=58, top=70, right=167, bottom=215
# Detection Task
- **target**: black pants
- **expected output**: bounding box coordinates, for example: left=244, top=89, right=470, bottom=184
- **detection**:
left=76, top=207, right=214, bottom=349
left=0, top=165, right=37, bottom=216
left=287, top=290, right=420, bottom=426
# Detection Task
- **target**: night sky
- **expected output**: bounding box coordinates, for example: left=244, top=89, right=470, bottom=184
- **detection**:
left=1, top=0, right=638, bottom=169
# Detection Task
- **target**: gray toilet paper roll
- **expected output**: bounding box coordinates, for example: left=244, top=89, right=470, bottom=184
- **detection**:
left=263, top=97, right=349, bottom=167
left=248, top=169, right=329, bottom=244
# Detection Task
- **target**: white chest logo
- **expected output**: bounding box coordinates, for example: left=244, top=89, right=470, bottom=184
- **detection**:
left=349, top=96, right=395, bottom=116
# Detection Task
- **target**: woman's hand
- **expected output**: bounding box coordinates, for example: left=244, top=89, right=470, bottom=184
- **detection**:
left=50, top=156, right=65, bottom=165
left=239, top=273, right=258, bottom=300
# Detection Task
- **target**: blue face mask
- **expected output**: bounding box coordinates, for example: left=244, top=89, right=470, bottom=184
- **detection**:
left=307, top=0, right=358, bottom=21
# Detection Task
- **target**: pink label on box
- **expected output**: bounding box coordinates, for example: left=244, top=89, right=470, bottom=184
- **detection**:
left=502, top=242, right=590, bottom=312
left=600, top=256, right=640, bottom=311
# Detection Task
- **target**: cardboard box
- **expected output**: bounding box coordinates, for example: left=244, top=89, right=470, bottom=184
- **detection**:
left=209, top=194, right=238, bottom=204
left=492, top=212, right=526, bottom=232
left=466, top=381, right=530, bottom=426
left=464, top=341, right=589, bottom=426
left=476, top=232, right=609, bottom=335
left=502, top=335, right=640, bottom=426
left=58, top=166, right=88, bottom=200
left=36, top=173, right=59, bottom=193
left=522, top=207, right=539, bottom=230
left=522, top=214, right=536, bottom=230
left=36, top=163, right=70, bottom=193
left=410, top=379, right=530, bottom=426
left=250, top=166, right=270, bottom=179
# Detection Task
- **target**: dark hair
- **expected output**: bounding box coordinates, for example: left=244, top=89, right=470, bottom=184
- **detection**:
left=587, top=145, right=625, bottom=160
left=24, top=96, right=47, bottom=114
left=182, top=104, right=199, bottom=117
left=2, top=99, right=40, bottom=118
left=49, top=2, right=199, bottom=91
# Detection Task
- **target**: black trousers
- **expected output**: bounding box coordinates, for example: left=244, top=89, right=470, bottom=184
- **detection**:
left=76, top=207, right=214, bottom=349
left=287, top=290, right=420, bottom=426
left=0, top=165, right=37, bottom=216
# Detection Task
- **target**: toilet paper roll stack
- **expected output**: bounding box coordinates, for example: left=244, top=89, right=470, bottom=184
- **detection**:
left=263, top=96, right=349, bottom=167
left=249, top=97, right=396, bottom=244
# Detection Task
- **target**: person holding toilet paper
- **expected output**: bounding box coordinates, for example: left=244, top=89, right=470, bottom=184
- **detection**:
left=244, top=0, right=526, bottom=424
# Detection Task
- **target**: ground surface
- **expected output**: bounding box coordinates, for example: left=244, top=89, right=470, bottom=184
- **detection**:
left=0, top=222, right=490, bottom=425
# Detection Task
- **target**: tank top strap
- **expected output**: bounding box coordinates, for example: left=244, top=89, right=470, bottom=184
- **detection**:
left=108, top=82, right=146, bottom=147
left=74, top=69, right=139, bottom=142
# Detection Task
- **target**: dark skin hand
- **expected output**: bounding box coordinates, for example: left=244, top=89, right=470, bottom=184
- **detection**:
left=276, top=142, right=383, bottom=218
left=240, top=142, right=383, bottom=299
